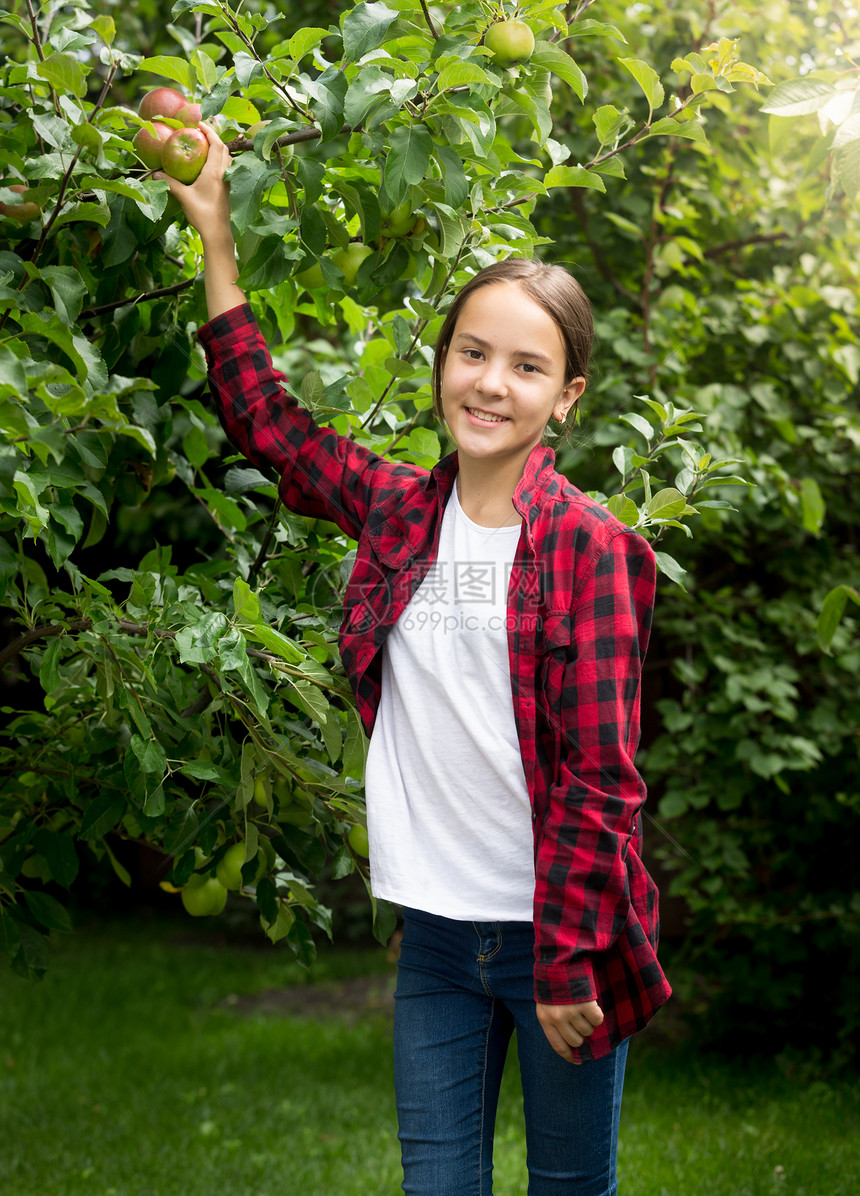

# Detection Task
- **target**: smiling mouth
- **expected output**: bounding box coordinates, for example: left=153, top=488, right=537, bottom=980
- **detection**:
left=466, top=407, right=509, bottom=424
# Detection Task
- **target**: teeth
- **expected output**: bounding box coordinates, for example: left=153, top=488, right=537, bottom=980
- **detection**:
left=467, top=407, right=507, bottom=423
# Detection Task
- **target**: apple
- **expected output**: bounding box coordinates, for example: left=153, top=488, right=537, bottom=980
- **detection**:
left=0, top=184, right=40, bottom=224
left=175, top=102, right=202, bottom=126
left=382, top=199, right=414, bottom=238
left=161, top=128, right=209, bottom=184
left=216, top=841, right=265, bottom=891
left=181, top=874, right=228, bottom=916
left=139, top=87, right=187, bottom=122
left=296, top=261, right=325, bottom=292
left=348, top=823, right=370, bottom=858
left=253, top=775, right=267, bottom=807
left=332, top=242, right=373, bottom=286
left=133, top=121, right=174, bottom=170
left=484, top=19, right=535, bottom=65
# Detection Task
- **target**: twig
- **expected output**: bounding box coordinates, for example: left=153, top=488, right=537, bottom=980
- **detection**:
left=79, top=275, right=199, bottom=320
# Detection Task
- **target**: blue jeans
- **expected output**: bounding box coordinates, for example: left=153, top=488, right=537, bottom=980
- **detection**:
left=393, top=908, right=629, bottom=1196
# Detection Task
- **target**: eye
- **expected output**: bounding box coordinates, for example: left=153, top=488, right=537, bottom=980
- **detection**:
left=519, top=362, right=540, bottom=374
left=463, top=348, right=483, bottom=360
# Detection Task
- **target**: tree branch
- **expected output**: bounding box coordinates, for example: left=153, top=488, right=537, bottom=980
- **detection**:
left=79, top=275, right=200, bottom=320
left=0, top=618, right=93, bottom=671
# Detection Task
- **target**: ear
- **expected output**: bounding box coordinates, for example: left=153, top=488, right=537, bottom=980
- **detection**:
left=554, top=376, right=586, bottom=423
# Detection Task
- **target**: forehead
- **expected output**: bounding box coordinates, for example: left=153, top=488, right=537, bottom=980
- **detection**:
left=453, top=282, right=565, bottom=360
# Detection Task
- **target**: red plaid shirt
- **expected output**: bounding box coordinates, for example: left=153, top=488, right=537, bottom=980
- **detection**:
left=199, top=304, right=671, bottom=1060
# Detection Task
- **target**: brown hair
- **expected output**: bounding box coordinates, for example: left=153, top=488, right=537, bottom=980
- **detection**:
left=430, top=259, right=594, bottom=427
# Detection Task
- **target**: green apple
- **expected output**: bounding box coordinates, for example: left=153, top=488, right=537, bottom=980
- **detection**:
left=161, top=128, right=209, bottom=184
left=332, top=242, right=373, bottom=286
left=382, top=199, right=414, bottom=238
left=181, top=874, right=228, bottom=916
left=296, top=261, right=325, bottom=292
left=133, top=121, right=174, bottom=170
left=347, top=823, right=370, bottom=858
left=484, top=19, right=535, bottom=65
left=216, top=841, right=265, bottom=891
left=139, top=87, right=187, bottom=122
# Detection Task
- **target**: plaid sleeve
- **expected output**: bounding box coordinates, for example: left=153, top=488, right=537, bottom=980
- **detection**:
left=198, top=304, right=423, bottom=541
left=533, top=528, right=656, bottom=1005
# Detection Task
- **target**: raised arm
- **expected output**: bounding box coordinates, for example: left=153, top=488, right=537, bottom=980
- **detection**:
left=157, top=125, right=425, bottom=540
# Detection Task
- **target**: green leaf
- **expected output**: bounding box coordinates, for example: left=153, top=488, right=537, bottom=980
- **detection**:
left=817, top=585, right=860, bottom=654
left=23, top=890, right=73, bottom=932
left=139, top=55, right=196, bottom=92
left=760, top=77, right=835, bottom=117
left=648, top=116, right=706, bottom=142
left=436, top=61, right=493, bottom=91
left=18, top=310, right=108, bottom=392
left=36, top=53, right=87, bottom=98
left=605, top=494, right=639, bottom=526
left=529, top=44, right=586, bottom=101
left=79, top=792, right=126, bottom=840
left=90, top=14, right=115, bottom=44
left=289, top=678, right=331, bottom=727
left=800, top=477, right=825, bottom=535
left=648, top=488, right=688, bottom=520
left=130, top=735, right=167, bottom=775
left=654, top=551, right=687, bottom=589
left=341, top=1, right=399, bottom=62
left=620, top=412, right=654, bottom=441
left=544, top=164, right=606, bottom=192
left=246, top=623, right=305, bottom=664
left=233, top=577, right=262, bottom=624
left=618, top=57, right=665, bottom=112
left=289, top=27, right=329, bottom=61
left=175, top=612, right=229, bottom=665
left=384, top=124, right=433, bottom=206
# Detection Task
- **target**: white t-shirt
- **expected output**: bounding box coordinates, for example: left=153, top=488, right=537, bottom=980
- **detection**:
left=364, top=478, right=535, bottom=921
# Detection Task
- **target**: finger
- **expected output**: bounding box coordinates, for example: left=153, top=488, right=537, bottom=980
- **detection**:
left=198, top=120, right=228, bottom=150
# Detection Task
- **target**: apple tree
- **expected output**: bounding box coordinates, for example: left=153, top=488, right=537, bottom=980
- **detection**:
left=0, top=0, right=768, bottom=977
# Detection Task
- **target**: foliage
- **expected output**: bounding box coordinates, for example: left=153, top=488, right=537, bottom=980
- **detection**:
left=536, top=0, right=860, bottom=1057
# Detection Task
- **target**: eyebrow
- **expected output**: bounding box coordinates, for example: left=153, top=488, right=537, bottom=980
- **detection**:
left=452, top=333, right=556, bottom=369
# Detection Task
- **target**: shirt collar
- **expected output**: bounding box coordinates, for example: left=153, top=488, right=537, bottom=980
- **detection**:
left=429, top=443, right=556, bottom=520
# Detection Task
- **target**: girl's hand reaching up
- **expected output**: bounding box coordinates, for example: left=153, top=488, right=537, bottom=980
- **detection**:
left=154, top=122, right=232, bottom=245
left=155, top=121, right=246, bottom=320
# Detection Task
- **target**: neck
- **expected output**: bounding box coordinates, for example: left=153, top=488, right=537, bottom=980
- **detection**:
left=454, top=453, right=528, bottom=527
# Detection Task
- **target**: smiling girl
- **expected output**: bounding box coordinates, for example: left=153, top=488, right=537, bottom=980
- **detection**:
left=161, top=124, right=671, bottom=1195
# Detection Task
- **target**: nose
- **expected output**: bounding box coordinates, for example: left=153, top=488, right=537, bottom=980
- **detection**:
left=475, top=357, right=508, bottom=398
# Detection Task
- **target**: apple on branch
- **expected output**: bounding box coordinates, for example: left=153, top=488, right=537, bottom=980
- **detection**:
left=133, top=121, right=174, bottom=170
left=484, top=19, right=535, bottom=65
left=139, top=87, right=187, bottom=121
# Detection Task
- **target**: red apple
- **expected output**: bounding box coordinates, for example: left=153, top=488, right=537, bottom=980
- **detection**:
left=139, top=87, right=187, bottom=121
left=0, top=184, right=40, bottom=223
left=161, top=128, right=209, bottom=184
left=176, top=102, right=202, bottom=126
left=133, top=121, right=174, bottom=170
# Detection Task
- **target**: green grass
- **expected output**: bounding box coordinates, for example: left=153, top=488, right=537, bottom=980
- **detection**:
left=0, top=914, right=857, bottom=1196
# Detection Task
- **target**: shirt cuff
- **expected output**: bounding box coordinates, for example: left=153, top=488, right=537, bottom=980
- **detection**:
left=197, top=302, right=257, bottom=349
left=534, top=957, right=598, bottom=1005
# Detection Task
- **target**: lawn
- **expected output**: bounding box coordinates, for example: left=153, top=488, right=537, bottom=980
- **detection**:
left=0, top=913, right=856, bottom=1196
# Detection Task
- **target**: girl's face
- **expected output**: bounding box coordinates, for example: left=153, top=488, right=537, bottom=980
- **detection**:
left=439, top=282, right=585, bottom=472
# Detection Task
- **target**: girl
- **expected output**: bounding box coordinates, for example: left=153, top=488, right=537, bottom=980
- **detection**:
left=161, top=124, right=671, bottom=1195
